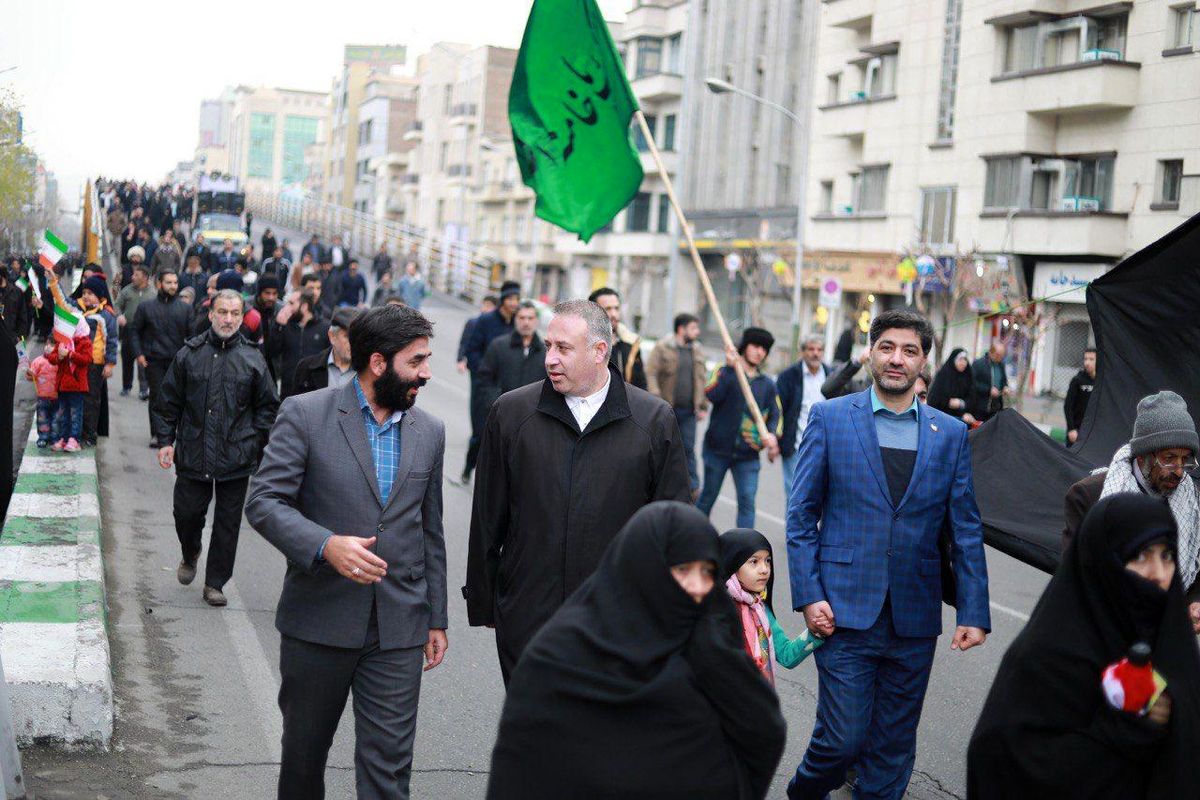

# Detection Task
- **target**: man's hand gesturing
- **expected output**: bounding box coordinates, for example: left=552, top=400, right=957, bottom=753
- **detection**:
left=324, top=535, right=388, bottom=584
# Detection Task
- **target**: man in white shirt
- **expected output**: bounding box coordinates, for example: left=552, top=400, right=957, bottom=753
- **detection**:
left=778, top=335, right=832, bottom=497
left=464, top=299, right=691, bottom=683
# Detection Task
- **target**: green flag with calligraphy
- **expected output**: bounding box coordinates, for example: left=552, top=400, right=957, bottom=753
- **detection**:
left=509, top=0, right=644, bottom=243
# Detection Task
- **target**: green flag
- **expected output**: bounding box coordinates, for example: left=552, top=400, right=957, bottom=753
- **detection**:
left=509, top=0, right=644, bottom=243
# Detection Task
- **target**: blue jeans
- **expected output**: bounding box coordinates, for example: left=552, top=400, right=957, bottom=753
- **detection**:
left=57, top=392, right=86, bottom=441
left=36, top=398, right=60, bottom=445
left=673, top=408, right=699, bottom=492
left=783, top=449, right=801, bottom=500
left=787, top=599, right=937, bottom=800
left=696, top=450, right=761, bottom=528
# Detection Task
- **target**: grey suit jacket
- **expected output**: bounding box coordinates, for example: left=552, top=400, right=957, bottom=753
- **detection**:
left=245, top=380, right=447, bottom=650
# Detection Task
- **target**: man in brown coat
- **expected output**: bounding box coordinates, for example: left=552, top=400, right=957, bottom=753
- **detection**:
left=1062, top=390, right=1200, bottom=631
left=646, top=312, right=708, bottom=497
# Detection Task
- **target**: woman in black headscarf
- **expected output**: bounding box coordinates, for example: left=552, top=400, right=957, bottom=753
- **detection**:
left=487, top=502, right=786, bottom=800
left=927, top=347, right=978, bottom=424
left=967, top=494, right=1200, bottom=799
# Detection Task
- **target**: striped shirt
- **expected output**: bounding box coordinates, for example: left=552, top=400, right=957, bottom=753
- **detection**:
left=353, top=376, right=404, bottom=503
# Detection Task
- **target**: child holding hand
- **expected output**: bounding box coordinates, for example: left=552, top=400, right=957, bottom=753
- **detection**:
left=720, top=528, right=822, bottom=684
left=26, top=342, right=59, bottom=448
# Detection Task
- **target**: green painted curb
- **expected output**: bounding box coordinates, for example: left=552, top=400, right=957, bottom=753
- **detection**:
left=12, top=472, right=99, bottom=496
left=0, top=580, right=104, bottom=624
left=1, top=516, right=101, bottom=547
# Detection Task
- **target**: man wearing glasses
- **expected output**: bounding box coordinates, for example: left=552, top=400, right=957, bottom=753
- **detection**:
left=1062, top=390, right=1200, bottom=631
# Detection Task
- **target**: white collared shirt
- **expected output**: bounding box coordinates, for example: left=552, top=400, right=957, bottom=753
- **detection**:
left=797, top=363, right=826, bottom=447
left=564, top=374, right=611, bottom=431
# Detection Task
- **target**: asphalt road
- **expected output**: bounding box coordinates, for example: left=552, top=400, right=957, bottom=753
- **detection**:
left=20, top=220, right=1052, bottom=799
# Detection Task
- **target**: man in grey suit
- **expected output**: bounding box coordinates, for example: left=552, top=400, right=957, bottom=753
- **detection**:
left=246, top=304, right=447, bottom=800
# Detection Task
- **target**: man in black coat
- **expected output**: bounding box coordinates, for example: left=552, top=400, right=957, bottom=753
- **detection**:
left=971, top=340, right=1010, bottom=422
left=1064, top=347, right=1096, bottom=445
left=777, top=335, right=832, bottom=497
left=130, top=269, right=194, bottom=447
left=291, top=307, right=359, bottom=396
left=588, top=287, right=647, bottom=390
left=0, top=269, right=29, bottom=342
left=458, top=282, right=520, bottom=483
left=464, top=299, right=692, bottom=683
left=477, top=301, right=547, bottom=409
left=155, top=290, right=279, bottom=606
left=268, top=290, right=331, bottom=399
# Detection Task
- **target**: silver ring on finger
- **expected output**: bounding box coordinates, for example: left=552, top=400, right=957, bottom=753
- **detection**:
left=352, top=567, right=361, bottom=577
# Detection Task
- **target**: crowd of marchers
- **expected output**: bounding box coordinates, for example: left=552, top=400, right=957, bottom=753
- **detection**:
left=9, top=176, right=1198, bottom=799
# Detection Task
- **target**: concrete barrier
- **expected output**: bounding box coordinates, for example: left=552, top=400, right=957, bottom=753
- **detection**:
left=0, top=423, right=112, bottom=747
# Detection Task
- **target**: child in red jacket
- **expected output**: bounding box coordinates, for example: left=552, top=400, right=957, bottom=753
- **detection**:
left=46, top=323, right=92, bottom=452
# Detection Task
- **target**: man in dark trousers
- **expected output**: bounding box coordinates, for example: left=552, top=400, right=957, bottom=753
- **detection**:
left=778, top=335, right=832, bottom=497
left=130, top=269, right=193, bottom=447
left=971, top=340, right=1009, bottom=422
left=464, top=299, right=691, bottom=683
left=457, top=282, right=520, bottom=484
left=1064, top=346, right=1096, bottom=445
left=456, top=295, right=497, bottom=374
left=246, top=304, right=447, bottom=799
left=588, top=286, right=647, bottom=390
left=291, top=307, right=359, bottom=396
left=156, top=290, right=279, bottom=606
left=477, top=301, right=546, bottom=409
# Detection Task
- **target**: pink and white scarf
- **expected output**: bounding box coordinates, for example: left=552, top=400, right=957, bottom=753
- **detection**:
left=725, top=574, right=775, bottom=681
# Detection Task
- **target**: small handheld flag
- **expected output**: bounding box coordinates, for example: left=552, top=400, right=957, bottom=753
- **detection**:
left=52, top=304, right=82, bottom=346
left=38, top=229, right=68, bottom=273
left=25, top=267, right=41, bottom=302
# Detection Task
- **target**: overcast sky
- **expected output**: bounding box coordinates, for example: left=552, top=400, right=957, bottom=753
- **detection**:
left=0, top=0, right=628, bottom=208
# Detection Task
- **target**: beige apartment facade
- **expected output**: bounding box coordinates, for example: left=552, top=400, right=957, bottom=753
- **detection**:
left=226, top=85, right=328, bottom=194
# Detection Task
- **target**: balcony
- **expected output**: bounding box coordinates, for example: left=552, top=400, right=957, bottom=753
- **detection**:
left=400, top=173, right=419, bottom=185
left=402, top=120, right=423, bottom=142
left=977, top=210, right=1129, bottom=257
left=821, top=0, right=873, bottom=30
left=640, top=149, right=678, bottom=176
left=991, top=59, right=1140, bottom=115
left=555, top=231, right=673, bottom=258
left=449, top=102, right=478, bottom=127
left=631, top=72, right=683, bottom=103
left=816, top=94, right=896, bottom=138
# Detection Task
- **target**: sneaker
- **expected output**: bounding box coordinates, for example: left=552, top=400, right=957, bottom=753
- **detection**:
left=202, top=586, right=227, bottom=607
left=51, top=439, right=66, bottom=452
left=64, top=438, right=81, bottom=453
left=176, top=560, right=197, bottom=586
left=36, top=440, right=49, bottom=449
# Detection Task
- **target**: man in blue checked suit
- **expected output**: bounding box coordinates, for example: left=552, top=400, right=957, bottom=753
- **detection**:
left=785, top=309, right=990, bottom=800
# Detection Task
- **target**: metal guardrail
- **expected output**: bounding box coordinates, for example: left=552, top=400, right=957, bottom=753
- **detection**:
left=246, top=191, right=494, bottom=304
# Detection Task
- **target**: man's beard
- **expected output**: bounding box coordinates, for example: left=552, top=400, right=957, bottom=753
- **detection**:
left=213, top=325, right=238, bottom=340
left=870, top=361, right=917, bottom=395
left=375, top=362, right=426, bottom=412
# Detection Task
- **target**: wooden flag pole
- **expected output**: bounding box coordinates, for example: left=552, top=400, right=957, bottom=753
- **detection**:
left=634, top=110, right=774, bottom=453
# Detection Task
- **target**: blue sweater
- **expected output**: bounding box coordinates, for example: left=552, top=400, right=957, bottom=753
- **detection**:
left=702, top=366, right=782, bottom=461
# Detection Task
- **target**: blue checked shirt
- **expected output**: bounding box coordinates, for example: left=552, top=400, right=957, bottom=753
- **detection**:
left=353, top=376, right=404, bottom=502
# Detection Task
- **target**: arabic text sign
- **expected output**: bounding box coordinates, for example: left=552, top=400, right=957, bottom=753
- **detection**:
left=1032, top=262, right=1110, bottom=305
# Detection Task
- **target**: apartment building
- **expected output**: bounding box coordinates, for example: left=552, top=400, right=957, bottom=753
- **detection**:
left=352, top=75, right=419, bottom=215
left=226, top=86, right=327, bottom=194
left=806, top=0, right=1200, bottom=389
left=554, top=2, right=687, bottom=329
left=323, top=45, right=408, bottom=207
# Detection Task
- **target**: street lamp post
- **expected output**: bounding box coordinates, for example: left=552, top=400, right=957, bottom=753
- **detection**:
left=704, top=77, right=810, bottom=359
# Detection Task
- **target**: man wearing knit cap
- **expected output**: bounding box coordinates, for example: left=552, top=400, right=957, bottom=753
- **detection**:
left=1063, top=390, right=1200, bottom=631
left=695, top=326, right=782, bottom=528
left=457, top=280, right=521, bottom=485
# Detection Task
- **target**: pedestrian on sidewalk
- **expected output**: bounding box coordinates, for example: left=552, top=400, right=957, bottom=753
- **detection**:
left=785, top=309, right=991, bottom=800
left=246, top=304, right=447, bottom=800
left=270, top=286, right=331, bottom=400
left=971, top=340, right=1010, bottom=422
left=968, top=494, right=1200, bottom=799
left=646, top=312, right=708, bottom=498
left=260, top=228, right=277, bottom=265
left=177, top=253, right=209, bottom=307
left=46, top=319, right=92, bottom=452
left=114, top=264, right=153, bottom=399
left=928, top=348, right=979, bottom=426
left=458, top=282, right=519, bottom=484
left=185, top=235, right=211, bottom=274
left=397, top=261, right=425, bottom=311
left=130, top=269, right=193, bottom=446
left=290, top=306, right=359, bottom=396
left=1065, top=346, right=1097, bottom=444
left=259, top=246, right=290, bottom=293
left=335, top=259, right=367, bottom=308
left=26, top=342, right=59, bottom=448
left=588, top=287, right=647, bottom=390
left=476, top=301, right=546, bottom=410
left=151, top=228, right=183, bottom=275
left=464, top=299, right=691, bottom=683
left=155, top=290, right=279, bottom=606
left=456, top=295, right=497, bottom=374
left=1062, top=390, right=1200, bottom=632
left=371, top=272, right=402, bottom=307
left=695, top=328, right=781, bottom=529
left=777, top=335, right=832, bottom=498
left=488, top=502, right=785, bottom=800
left=371, top=242, right=392, bottom=284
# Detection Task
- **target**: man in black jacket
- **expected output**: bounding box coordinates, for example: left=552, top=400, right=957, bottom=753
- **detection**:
left=291, top=307, right=359, bottom=396
left=477, top=301, right=546, bottom=409
left=777, top=335, right=832, bottom=497
left=464, top=299, right=691, bottom=683
left=458, top=282, right=520, bottom=484
left=155, top=290, right=279, bottom=606
left=1064, top=347, right=1096, bottom=445
left=588, top=287, right=647, bottom=390
left=0, top=269, right=29, bottom=342
left=971, top=340, right=1010, bottom=422
left=130, top=269, right=193, bottom=447
left=269, top=290, right=331, bottom=399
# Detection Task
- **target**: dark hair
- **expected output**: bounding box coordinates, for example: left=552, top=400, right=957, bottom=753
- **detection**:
left=588, top=287, right=618, bottom=303
left=300, top=272, right=320, bottom=286
left=869, top=309, right=934, bottom=355
left=1084, top=346, right=1097, bottom=355
left=518, top=301, right=538, bottom=312
left=918, top=366, right=933, bottom=388
left=349, top=305, right=433, bottom=372
left=156, top=268, right=177, bottom=279
left=673, top=313, right=699, bottom=333
left=331, top=306, right=360, bottom=331
left=348, top=258, right=359, bottom=267
left=133, top=264, right=150, bottom=276
left=482, top=295, right=498, bottom=306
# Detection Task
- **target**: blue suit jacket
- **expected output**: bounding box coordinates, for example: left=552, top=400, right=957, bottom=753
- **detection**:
left=786, top=389, right=991, bottom=637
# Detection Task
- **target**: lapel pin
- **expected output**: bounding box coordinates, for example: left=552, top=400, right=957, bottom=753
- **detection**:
left=930, top=423, right=938, bottom=432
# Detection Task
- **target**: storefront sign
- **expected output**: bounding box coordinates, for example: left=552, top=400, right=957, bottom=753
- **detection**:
left=1032, top=262, right=1110, bottom=304
left=819, top=278, right=842, bottom=309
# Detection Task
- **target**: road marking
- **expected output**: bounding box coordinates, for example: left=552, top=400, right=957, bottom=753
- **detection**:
left=988, top=601, right=1030, bottom=622
left=220, top=580, right=283, bottom=763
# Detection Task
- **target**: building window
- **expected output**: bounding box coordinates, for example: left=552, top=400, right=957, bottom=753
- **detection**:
left=1002, top=13, right=1128, bottom=74
left=657, top=194, right=671, bottom=233
left=852, top=165, right=889, bottom=213
left=1170, top=4, right=1195, bottom=48
left=984, top=156, right=1022, bottom=209
left=863, top=54, right=897, bottom=99
left=1062, top=156, right=1114, bottom=211
left=662, top=114, right=677, bottom=151
left=1158, top=159, right=1183, bottom=204
left=819, top=180, right=834, bottom=214
left=281, top=115, right=319, bottom=186
left=936, top=0, right=963, bottom=141
left=665, top=33, right=683, bottom=74
left=919, top=187, right=956, bottom=246
left=636, top=37, right=663, bottom=79
left=439, top=142, right=449, bottom=171
left=443, top=85, right=453, bottom=114
left=776, top=163, right=791, bottom=205
left=627, top=192, right=652, bottom=232
left=248, top=113, right=276, bottom=179
left=633, top=114, right=657, bottom=152
left=826, top=73, right=841, bottom=105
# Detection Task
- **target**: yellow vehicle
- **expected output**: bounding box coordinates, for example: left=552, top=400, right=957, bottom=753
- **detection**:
left=194, top=213, right=249, bottom=253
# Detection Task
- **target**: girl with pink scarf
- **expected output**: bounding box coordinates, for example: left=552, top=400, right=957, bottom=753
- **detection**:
left=721, top=528, right=822, bottom=684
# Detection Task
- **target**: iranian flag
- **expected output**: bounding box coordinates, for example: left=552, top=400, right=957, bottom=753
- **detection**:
left=38, top=229, right=68, bottom=272
left=52, top=304, right=82, bottom=345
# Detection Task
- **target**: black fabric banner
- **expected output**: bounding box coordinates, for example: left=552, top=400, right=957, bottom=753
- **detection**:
left=971, top=212, right=1200, bottom=574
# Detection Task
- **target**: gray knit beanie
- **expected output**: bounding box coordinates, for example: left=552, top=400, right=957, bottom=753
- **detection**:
left=1129, top=391, right=1199, bottom=458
